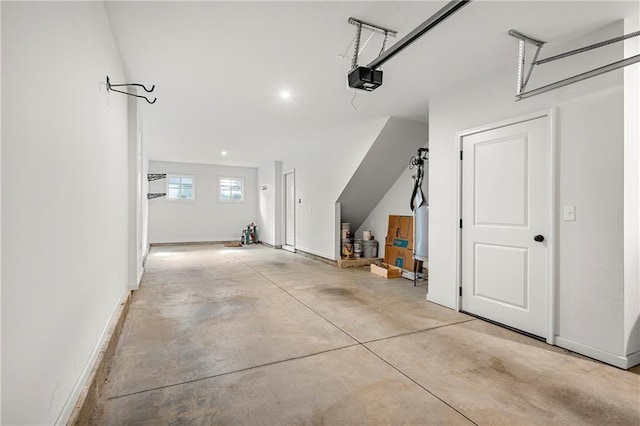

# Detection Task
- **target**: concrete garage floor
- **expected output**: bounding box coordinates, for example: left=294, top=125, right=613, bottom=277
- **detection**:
left=94, top=244, right=640, bottom=425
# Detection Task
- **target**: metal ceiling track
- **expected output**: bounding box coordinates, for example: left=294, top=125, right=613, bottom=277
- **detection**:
left=367, top=0, right=473, bottom=70
left=509, top=29, right=640, bottom=101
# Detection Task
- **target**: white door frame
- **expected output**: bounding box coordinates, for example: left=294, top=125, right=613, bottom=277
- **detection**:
left=282, top=169, right=296, bottom=252
left=455, top=109, right=557, bottom=344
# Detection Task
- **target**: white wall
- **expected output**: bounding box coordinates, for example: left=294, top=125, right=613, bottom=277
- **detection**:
left=427, top=20, right=635, bottom=365
left=338, top=118, right=427, bottom=233
left=623, top=15, right=640, bottom=360
left=356, top=166, right=420, bottom=258
left=148, top=161, right=257, bottom=243
left=2, top=2, right=129, bottom=424
left=142, top=154, right=150, bottom=257
left=556, top=87, right=624, bottom=355
left=257, top=161, right=282, bottom=247
left=127, top=95, right=144, bottom=290
left=0, top=2, right=3, bottom=420
left=281, top=118, right=389, bottom=259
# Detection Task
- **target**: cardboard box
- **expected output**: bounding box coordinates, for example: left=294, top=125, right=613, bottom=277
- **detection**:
left=370, top=263, right=402, bottom=279
left=384, top=245, right=423, bottom=273
left=384, top=244, right=412, bottom=271
left=386, top=215, right=413, bottom=250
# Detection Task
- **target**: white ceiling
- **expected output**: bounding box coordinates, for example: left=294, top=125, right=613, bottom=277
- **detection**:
left=105, top=1, right=638, bottom=167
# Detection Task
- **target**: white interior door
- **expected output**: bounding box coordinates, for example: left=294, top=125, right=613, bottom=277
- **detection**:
left=283, top=171, right=295, bottom=251
left=461, top=116, right=550, bottom=338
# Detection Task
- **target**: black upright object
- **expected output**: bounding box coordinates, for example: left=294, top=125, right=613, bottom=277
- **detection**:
left=107, top=76, right=157, bottom=104
left=409, top=147, right=429, bottom=287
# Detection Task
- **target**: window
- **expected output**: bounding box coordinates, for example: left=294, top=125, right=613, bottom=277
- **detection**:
left=219, top=177, right=244, bottom=202
left=167, top=175, right=195, bottom=200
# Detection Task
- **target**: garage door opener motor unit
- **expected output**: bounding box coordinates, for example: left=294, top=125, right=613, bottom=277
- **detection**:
left=347, top=1, right=472, bottom=92
left=346, top=18, right=395, bottom=92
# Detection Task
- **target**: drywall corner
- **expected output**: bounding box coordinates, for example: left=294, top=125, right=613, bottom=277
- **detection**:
left=0, top=1, right=3, bottom=420
left=623, top=14, right=640, bottom=358
left=335, top=202, right=341, bottom=260
left=0, top=2, right=2, bottom=421
left=258, top=161, right=279, bottom=246
left=274, top=161, right=283, bottom=247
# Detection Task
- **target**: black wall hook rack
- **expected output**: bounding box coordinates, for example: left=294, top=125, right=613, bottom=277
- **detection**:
left=107, top=76, right=157, bottom=104
left=147, top=173, right=167, bottom=182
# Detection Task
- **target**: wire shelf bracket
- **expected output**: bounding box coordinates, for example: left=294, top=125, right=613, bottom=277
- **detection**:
left=147, top=173, right=167, bottom=182
left=147, top=193, right=166, bottom=200
left=106, top=76, right=157, bottom=104
left=508, top=29, right=640, bottom=101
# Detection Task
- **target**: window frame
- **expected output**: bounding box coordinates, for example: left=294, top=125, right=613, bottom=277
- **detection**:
left=218, top=176, right=245, bottom=203
left=165, top=174, right=196, bottom=201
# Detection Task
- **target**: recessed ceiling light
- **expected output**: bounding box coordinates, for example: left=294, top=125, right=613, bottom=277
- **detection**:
left=221, top=151, right=227, bottom=156
left=279, top=91, right=291, bottom=99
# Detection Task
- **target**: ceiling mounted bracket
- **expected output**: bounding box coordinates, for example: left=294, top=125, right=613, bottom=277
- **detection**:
left=508, top=29, right=640, bottom=101
left=348, top=18, right=397, bottom=38
left=508, top=30, right=545, bottom=96
left=348, top=17, right=397, bottom=72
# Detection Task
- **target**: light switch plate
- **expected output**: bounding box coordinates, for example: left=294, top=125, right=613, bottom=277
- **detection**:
left=563, top=205, right=576, bottom=221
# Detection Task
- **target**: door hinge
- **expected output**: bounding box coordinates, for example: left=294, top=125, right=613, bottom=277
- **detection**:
left=460, top=150, right=463, bottom=160
left=459, top=219, right=462, bottom=229
left=459, top=287, right=462, bottom=296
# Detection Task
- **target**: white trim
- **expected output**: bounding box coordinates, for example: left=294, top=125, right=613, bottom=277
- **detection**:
left=294, top=245, right=334, bottom=261
left=55, top=290, right=130, bottom=425
left=282, top=169, right=295, bottom=250
left=628, top=350, right=640, bottom=369
left=547, top=108, right=558, bottom=345
left=334, top=202, right=341, bottom=260
left=455, top=127, right=463, bottom=312
left=426, top=292, right=457, bottom=310
left=556, top=337, right=639, bottom=369
left=455, top=109, right=556, bottom=344
left=129, top=266, right=143, bottom=291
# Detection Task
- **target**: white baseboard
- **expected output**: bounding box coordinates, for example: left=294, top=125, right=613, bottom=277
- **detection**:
left=294, top=245, right=335, bottom=261
left=626, top=349, right=640, bottom=368
left=426, top=292, right=456, bottom=310
left=142, top=244, right=150, bottom=265
left=129, top=265, right=144, bottom=291
left=55, top=290, right=130, bottom=425
left=555, top=336, right=638, bottom=369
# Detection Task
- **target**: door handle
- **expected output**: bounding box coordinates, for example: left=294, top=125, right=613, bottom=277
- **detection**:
left=534, top=234, right=545, bottom=242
